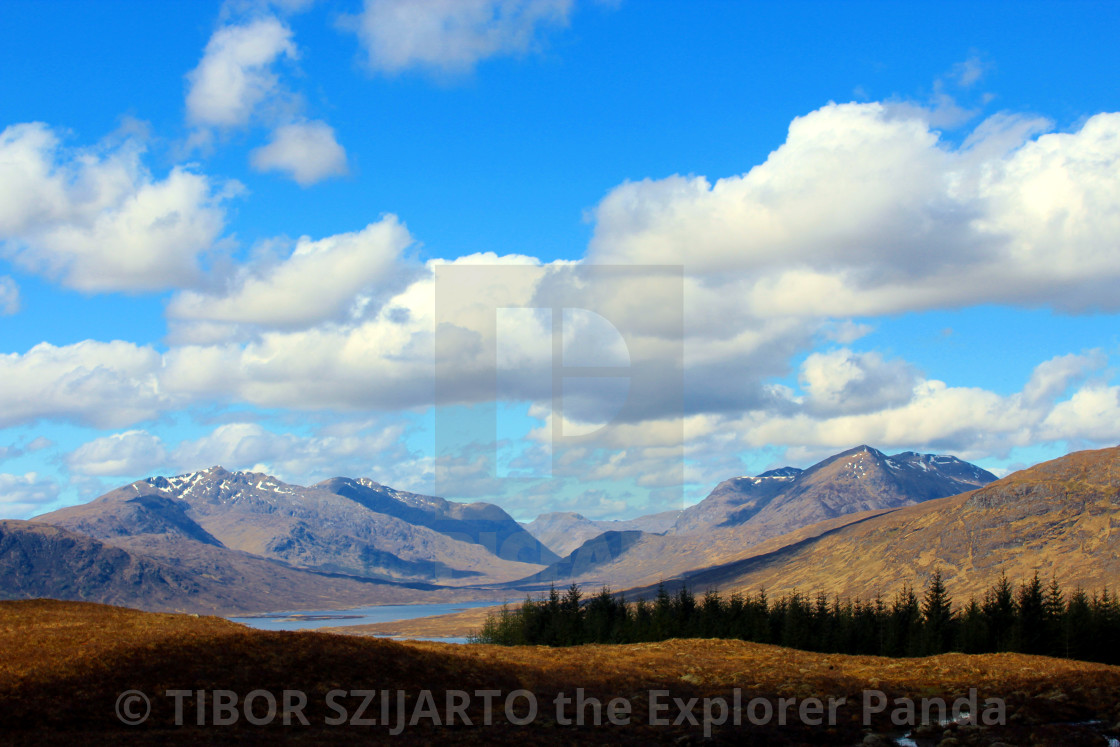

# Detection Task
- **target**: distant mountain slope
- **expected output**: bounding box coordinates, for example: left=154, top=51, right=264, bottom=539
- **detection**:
left=673, top=446, right=994, bottom=538
left=671, top=467, right=801, bottom=534
left=507, top=446, right=995, bottom=590
left=320, top=477, right=558, bottom=565
left=646, top=445, right=1120, bottom=602
left=506, top=530, right=648, bottom=588
left=518, top=445, right=984, bottom=572
left=524, top=510, right=679, bottom=557
left=506, top=510, right=896, bottom=592
left=37, top=467, right=546, bottom=585
left=0, top=520, right=449, bottom=614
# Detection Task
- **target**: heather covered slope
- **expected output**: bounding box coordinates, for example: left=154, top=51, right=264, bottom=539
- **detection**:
left=5, top=600, right=1120, bottom=745
left=508, top=446, right=993, bottom=590
left=516, top=446, right=987, bottom=564
left=0, top=520, right=452, bottom=614
left=504, top=510, right=895, bottom=592
left=651, top=446, right=1120, bottom=602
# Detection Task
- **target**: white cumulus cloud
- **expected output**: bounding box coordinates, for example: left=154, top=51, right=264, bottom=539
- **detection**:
left=185, top=16, right=298, bottom=129
left=65, top=430, right=168, bottom=477
left=1021, top=350, right=1107, bottom=406
left=0, top=473, right=61, bottom=518
left=0, top=122, right=236, bottom=292
left=250, top=120, right=349, bottom=186
left=589, top=104, right=1120, bottom=316
left=1040, top=385, right=1120, bottom=443
left=731, top=351, right=1120, bottom=462
left=185, top=13, right=349, bottom=187
left=167, top=215, right=414, bottom=337
left=0, top=341, right=170, bottom=428
left=799, top=348, right=920, bottom=417
left=0, top=276, right=19, bottom=315
left=344, top=0, right=572, bottom=73
left=164, top=421, right=415, bottom=486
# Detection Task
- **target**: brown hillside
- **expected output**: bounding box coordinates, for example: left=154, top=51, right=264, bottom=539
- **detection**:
left=5, top=600, right=1120, bottom=745
left=511, top=508, right=896, bottom=593
left=0, top=520, right=476, bottom=614
left=518, top=446, right=994, bottom=592
left=656, top=445, right=1120, bottom=603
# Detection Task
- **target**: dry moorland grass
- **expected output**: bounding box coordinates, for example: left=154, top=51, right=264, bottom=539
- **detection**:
left=2, top=599, right=1120, bottom=745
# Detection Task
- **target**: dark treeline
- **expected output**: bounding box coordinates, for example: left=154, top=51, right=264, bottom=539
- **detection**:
left=470, top=571, right=1120, bottom=665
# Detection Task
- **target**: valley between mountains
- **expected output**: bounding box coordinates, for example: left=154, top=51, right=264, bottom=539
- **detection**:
left=9, top=442, right=1117, bottom=623
left=6, top=444, right=1120, bottom=745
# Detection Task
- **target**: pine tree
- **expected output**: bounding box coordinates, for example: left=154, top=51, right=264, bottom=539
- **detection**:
left=726, top=591, right=747, bottom=639
left=887, top=584, right=920, bottom=656
left=1064, top=587, right=1091, bottom=661
left=559, top=583, right=584, bottom=645
left=633, top=597, right=653, bottom=641
left=652, top=581, right=673, bottom=640
left=872, top=592, right=888, bottom=655
left=1015, top=572, right=1045, bottom=654
left=1042, top=576, right=1065, bottom=657
left=585, top=586, right=616, bottom=643
left=785, top=591, right=812, bottom=650
left=673, top=586, right=697, bottom=636
left=468, top=572, right=1110, bottom=664
left=752, top=588, right=771, bottom=643
left=1092, top=588, right=1120, bottom=663
left=812, top=592, right=832, bottom=652
left=921, top=569, right=955, bottom=654
left=700, top=588, right=723, bottom=638
left=983, top=573, right=1016, bottom=651
left=959, top=597, right=987, bottom=654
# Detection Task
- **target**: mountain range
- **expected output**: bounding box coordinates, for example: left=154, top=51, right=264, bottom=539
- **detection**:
left=37, top=467, right=555, bottom=584
left=643, top=444, right=1120, bottom=602
left=10, top=444, right=1119, bottom=616
left=518, top=445, right=996, bottom=588
left=7, top=467, right=561, bottom=612
left=671, top=445, right=995, bottom=536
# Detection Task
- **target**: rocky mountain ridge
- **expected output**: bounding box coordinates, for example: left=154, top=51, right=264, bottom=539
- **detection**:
left=36, top=466, right=554, bottom=586
left=672, top=445, right=995, bottom=537
left=631, top=445, right=1120, bottom=602
left=2, top=445, right=1076, bottom=615
left=518, top=446, right=996, bottom=588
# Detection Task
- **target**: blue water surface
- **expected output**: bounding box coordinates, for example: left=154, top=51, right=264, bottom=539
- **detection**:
left=227, top=599, right=503, bottom=642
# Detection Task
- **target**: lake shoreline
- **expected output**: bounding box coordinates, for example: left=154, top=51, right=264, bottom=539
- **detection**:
left=228, top=599, right=508, bottom=633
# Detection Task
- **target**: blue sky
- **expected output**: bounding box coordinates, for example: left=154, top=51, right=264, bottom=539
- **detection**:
left=2, top=0, right=1119, bottom=521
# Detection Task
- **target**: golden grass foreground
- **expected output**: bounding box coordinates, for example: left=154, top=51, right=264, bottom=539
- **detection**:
left=3, top=599, right=1120, bottom=745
